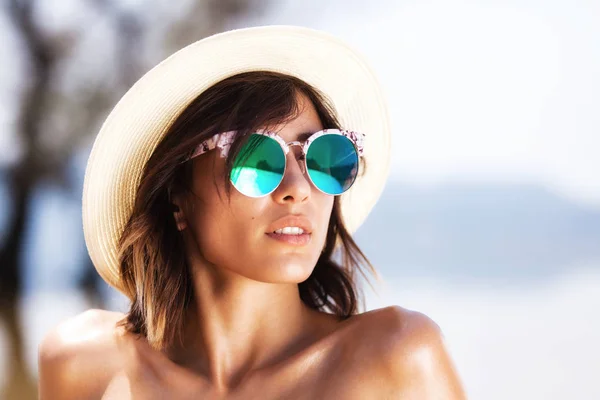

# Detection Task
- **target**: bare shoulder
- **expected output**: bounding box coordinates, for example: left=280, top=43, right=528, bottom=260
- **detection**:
left=38, top=309, right=127, bottom=400
left=350, top=306, right=467, bottom=399
left=365, top=305, right=444, bottom=353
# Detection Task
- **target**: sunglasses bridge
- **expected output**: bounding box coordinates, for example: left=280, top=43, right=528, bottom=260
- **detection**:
left=279, top=140, right=309, bottom=174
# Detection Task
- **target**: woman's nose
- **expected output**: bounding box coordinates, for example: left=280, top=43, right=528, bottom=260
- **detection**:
left=272, top=150, right=311, bottom=204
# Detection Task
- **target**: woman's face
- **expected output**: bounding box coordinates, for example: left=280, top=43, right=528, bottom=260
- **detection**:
left=177, top=93, right=334, bottom=283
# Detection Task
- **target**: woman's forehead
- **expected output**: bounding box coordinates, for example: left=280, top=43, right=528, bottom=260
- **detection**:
left=256, top=100, right=324, bottom=142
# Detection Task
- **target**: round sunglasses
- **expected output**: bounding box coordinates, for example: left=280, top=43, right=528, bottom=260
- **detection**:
left=187, top=129, right=365, bottom=197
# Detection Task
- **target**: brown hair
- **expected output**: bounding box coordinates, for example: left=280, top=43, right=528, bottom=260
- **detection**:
left=117, top=71, right=377, bottom=350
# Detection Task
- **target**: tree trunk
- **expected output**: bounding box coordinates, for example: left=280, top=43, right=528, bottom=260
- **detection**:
left=1, top=1, right=54, bottom=397
left=0, top=307, right=37, bottom=400
left=0, top=167, right=37, bottom=399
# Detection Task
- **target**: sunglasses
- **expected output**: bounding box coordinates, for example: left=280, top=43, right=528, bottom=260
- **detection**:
left=187, top=129, right=365, bottom=198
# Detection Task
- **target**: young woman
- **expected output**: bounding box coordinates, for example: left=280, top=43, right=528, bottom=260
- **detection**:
left=38, top=26, right=466, bottom=399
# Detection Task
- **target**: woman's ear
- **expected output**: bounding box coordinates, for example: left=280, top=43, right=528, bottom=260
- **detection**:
left=170, top=197, right=188, bottom=231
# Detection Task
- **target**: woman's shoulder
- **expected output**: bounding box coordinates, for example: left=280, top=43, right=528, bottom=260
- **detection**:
left=344, top=305, right=439, bottom=344
left=363, top=304, right=443, bottom=345
left=347, top=305, right=466, bottom=399
left=38, top=308, right=127, bottom=359
left=344, top=305, right=443, bottom=360
left=38, top=309, right=127, bottom=399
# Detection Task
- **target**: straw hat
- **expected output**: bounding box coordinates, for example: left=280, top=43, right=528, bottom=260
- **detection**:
left=83, top=25, right=392, bottom=294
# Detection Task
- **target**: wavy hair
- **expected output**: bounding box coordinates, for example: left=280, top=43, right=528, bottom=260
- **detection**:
left=116, top=71, right=377, bottom=350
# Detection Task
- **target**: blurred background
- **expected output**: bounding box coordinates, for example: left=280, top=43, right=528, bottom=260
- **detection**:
left=1, top=0, right=599, bottom=398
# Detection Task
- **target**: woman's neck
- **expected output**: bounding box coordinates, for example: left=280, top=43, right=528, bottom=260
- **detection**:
left=162, top=266, right=330, bottom=392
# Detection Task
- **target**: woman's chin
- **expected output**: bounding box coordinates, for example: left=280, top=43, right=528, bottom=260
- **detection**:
left=243, top=258, right=316, bottom=284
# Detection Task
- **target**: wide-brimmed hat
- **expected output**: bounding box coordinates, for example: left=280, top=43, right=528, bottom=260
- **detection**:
left=83, top=25, right=392, bottom=294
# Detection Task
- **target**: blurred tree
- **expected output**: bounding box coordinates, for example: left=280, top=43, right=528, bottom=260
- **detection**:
left=0, top=0, right=265, bottom=398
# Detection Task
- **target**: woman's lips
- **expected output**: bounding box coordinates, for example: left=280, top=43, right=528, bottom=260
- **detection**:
left=266, top=215, right=313, bottom=235
left=265, top=232, right=312, bottom=246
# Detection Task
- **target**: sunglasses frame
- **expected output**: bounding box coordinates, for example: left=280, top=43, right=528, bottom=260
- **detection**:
left=187, top=128, right=365, bottom=197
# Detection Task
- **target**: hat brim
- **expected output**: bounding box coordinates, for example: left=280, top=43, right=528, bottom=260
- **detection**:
left=82, top=25, right=391, bottom=294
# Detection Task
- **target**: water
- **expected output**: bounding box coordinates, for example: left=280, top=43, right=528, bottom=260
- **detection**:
left=365, top=268, right=600, bottom=399
left=1, top=268, right=597, bottom=399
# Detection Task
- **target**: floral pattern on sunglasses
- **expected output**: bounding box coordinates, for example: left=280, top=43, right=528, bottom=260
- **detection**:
left=187, top=129, right=365, bottom=161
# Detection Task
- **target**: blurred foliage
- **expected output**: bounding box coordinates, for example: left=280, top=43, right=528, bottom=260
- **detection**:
left=0, top=0, right=266, bottom=398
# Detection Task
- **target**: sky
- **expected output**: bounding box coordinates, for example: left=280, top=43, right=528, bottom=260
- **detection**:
left=232, top=0, right=600, bottom=209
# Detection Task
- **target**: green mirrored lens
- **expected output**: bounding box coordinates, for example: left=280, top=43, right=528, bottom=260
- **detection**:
left=230, top=134, right=285, bottom=197
left=306, top=134, right=359, bottom=195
